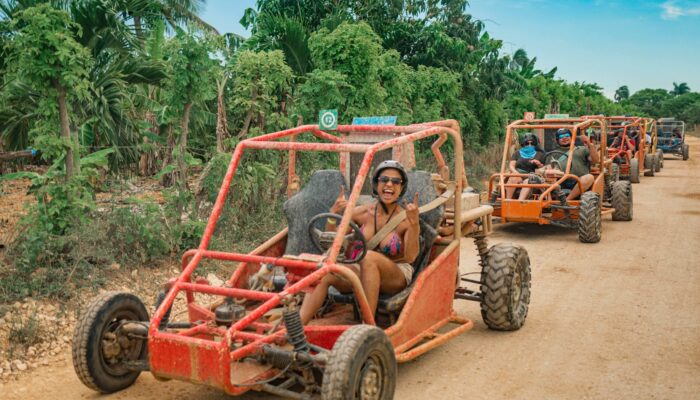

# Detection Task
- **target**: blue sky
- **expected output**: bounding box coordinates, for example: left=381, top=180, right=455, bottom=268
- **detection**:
left=201, top=0, right=700, bottom=99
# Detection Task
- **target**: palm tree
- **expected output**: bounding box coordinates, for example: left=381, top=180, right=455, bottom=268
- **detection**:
left=670, top=82, right=690, bottom=96
left=614, top=85, right=629, bottom=102
left=115, top=0, right=218, bottom=40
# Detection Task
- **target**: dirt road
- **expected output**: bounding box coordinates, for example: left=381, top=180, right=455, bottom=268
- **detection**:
left=2, top=138, right=699, bottom=400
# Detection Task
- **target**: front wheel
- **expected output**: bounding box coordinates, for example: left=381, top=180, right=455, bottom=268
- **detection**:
left=644, top=154, right=655, bottom=176
left=611, top=181, right=633, bottom=221
left=322, top=325, right=396, bottom=400
left=655, top=150, right=663, bottom=171
left=578, top=192, right=602, bottom=243
left=480, top=243, right=531, bottom=331
left=630, top=158, right=640, bottom=183
left=72, top=292, right=149, bottom=393
left=683, top=144, right=689, bottom=160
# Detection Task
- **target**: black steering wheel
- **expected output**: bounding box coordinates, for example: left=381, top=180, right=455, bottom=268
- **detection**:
left=544, top=150, right=568, bottom=171
left=307, top=213, right=367, bottom=264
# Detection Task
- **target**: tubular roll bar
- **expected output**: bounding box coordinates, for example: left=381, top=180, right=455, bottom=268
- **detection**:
left=149, top=120, right=465, bottom=361
left=496, top=118, right=607, bottom=199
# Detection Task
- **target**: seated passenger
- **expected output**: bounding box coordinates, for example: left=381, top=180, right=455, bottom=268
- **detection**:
left=671, top=129, right=682, bottom=145
left=506, top=133, right=545, bottom=200
left=609, top=126, right=635, bottom=162
left=299, top=161, right=420, bottom=324
left=545, top=128, right=599, bottom=201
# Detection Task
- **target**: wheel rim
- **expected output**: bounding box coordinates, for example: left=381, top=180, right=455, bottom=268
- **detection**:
left=357, top=353, right=385, bottom=400
left=99, top=309, right=143, bottom=377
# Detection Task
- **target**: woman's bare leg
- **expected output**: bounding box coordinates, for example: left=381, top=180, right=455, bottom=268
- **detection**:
left=299, top=269, right=356, bottom=324
left=506, top=176, right=522, bottom=199
left=359, top=251, right=408, bottom=316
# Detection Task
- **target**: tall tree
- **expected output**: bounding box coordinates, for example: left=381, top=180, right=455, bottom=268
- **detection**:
left=614, top=85, right=630, bottom=102
left=162, top=28, right=216, bottom=188
left=5, top=4, right=92, bottom=178
left=670, top=82, right=690, bottom=96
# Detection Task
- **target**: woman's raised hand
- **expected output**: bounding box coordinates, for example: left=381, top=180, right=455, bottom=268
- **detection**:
left=404, top=192, right=420, bottom=226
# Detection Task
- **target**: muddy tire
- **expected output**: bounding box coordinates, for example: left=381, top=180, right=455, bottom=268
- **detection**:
left=321, top=325, right=396, bottom=400
left=629, top=158, right=640, bottom=183
left=578, top=192, right=602, bottom=243
left=480, top=243, right=531, bottom=331
left=72, top=292, right=149, bottom=393
left=644, top=154, right=655, bottom=176
left=611, top=181, right=633, bottom=221
left=154, top=290, right=173, bottom=331
left=656, top=149, right=664, bottom=172
left=604, top=164, right=619, bottom=201
left=683, top=144, right=689, bottom=160
left=644, top=153, right=653, bottom=170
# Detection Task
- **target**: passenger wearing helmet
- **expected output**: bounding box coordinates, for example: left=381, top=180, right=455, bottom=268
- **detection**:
left=300, top=161, right=421, bottom=324
left=505, top=133, right=546, bottom=199
left=545, top=128, right=599, bottom=200
left=609, top=123, right=635, bottom=163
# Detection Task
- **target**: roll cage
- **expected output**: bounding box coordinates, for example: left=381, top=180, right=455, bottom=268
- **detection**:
left=147, top=120, right=472, bottom=394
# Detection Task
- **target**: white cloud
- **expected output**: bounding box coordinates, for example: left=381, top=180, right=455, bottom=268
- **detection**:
left=661, top=1, right=700, bottom=19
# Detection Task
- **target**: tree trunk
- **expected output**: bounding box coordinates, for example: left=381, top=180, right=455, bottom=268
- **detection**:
left=238, top=86, right=258, bottom=138
left=177, top=102, right=193, bottom=189
left=134, top=15, right=143, bottom=41
left=160, top=123, right=175, bottom=187
left=53, top=79, right=76, bottom=178
left=216, top=77, right=229, bottom=152
left=0, top=150, right=35, bottom=161
left=139, top=110, right=158, bottom=176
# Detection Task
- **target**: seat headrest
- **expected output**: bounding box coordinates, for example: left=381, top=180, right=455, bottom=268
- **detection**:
left=404, top=171, right=443, bottom=229
left=283, top=170, right=347, bottom=256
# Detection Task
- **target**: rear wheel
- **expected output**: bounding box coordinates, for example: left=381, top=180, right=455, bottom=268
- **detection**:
left=72, top=292, right=148, bottom=393
left=655, top=149, right=663, bottom=170
left=578, top=192, right=602, bottom=243
left=322, top=325, right=396, bottom=400
left=480, top=243, right=531, bottom=331
left=644, top=154, right=655, bottom=176
left=683, top=144, right=689, bottom=160
left=629, top=158, right=640, bottom=183
left=611, top=181, right=633, bottom=221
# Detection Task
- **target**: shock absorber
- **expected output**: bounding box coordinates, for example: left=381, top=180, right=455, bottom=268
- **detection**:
left=473, top=234, right=489, bottom=268
left=282, top=305, right=312, bottom=368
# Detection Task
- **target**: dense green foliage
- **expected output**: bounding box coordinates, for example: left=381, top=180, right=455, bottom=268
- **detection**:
left=0, top=0, right=697, bottom=301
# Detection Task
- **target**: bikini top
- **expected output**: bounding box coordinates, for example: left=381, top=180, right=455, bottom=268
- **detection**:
left=349, top=204, right=403, bottom=259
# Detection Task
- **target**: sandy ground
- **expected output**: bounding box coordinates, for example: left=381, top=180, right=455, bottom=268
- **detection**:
left=1, top=137, right=699, bottom=400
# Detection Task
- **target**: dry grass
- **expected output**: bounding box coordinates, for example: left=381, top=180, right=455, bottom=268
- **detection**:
left=464, top=142, right=504, bottom=191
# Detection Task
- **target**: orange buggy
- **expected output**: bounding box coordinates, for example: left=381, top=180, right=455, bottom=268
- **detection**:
left=592, top=116, right=658, bottom=182
left=488, top=117, right=633, bottom=243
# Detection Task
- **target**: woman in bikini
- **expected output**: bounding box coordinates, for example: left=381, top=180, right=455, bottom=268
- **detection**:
left=299, top=160, right=421, bottom=324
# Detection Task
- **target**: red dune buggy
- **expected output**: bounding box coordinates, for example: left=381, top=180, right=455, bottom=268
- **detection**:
left=71, top=120, right=531, bottom=399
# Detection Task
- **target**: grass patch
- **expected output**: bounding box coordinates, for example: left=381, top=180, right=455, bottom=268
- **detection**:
left=6, top=309, right=45, bottom=358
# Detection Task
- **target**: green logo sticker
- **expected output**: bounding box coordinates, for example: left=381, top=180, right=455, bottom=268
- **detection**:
left=319, top=109, right=338, bottom=130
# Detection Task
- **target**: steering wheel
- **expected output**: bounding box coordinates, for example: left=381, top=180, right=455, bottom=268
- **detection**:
left=308, top=213, right=367, bottom=264
left=544, top=150, right=568, bottom=171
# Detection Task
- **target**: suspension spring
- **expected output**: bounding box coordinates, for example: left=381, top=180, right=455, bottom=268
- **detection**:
left=473, top=234, right=489, bottom=268
left=282, top=308, right=312, bottom=368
